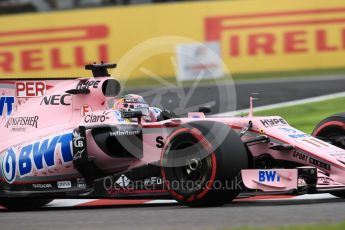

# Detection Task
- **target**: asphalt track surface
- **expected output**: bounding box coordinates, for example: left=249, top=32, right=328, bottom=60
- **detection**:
left=128, top=75, right=345, bottom=115
left=2, top=76, right=345, bottom=229
left=1, top=196, right=345, bottom=230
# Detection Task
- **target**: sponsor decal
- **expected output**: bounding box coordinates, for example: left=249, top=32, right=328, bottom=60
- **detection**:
left=1, top=148, right=16, bottom=184
left=116, top=174, right=131, bottom=187
left=328, top=150, right=345, bottom=163
left=318, top=177, right=334, bottom=185
left=77, top=178, right=86, bottom=189
left=204, top=8, right=345, bottom=59
left=296, top=137, right=329, bottom=148
left=278, top=127, right=311, bottom=139
left=1, top=132, right=73, bottom=184
left=80, top=104, right=92, bottom=116
left=114, top=111, right=125, bottom=122
left=156, top=136, right=164, bottom=148
left=72, top=130, right=86, bottom=160
left=292, top=150, right=331, bottom=171
left=151, top=108, right=162, bottom=115
left=288, top=133, right=310, bottom=139
left=76, top=80, right=100, bottom=90
left=73, top=130, right=84, bottom=148
left=84, top=111, right=110, bottom=123
left=144, top=177, right=163, bottom=186
left=260, top=118, right=288, bottom=127
left=15, top=81, right=46, bottom=98
left=278, top=127, right=297, bottom=133
left=0, top=25, right=109, bottom=74
left=258, top=170, right=280, bottom=182
left=57, top=180, right=72, bottom=189
left=5, top=116, right=39, bottom=130
left=123, top=98, right=139, bottom=103
left=40, top=94, right=71, bottom=106
left=109, top=130, right=140, bottom=137
left=32, top=183, right=52, bottom=189
left=74, top=149, right=85, bottom=160
left=106, top=188, right=136, bottom=195
left=0, top=96, right=14, bottom=117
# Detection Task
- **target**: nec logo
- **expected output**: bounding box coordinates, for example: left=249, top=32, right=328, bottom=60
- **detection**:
left=15, top=81, right=46, bottom=98
left=258, top=170, right=281, bottom=182
left=40, top=94, right=71, bottom=106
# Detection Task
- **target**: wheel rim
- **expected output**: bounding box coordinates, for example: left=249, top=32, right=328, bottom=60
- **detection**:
left=164, top=136, right=214, bottom=197
left=316, top=127, right=345, bottom=149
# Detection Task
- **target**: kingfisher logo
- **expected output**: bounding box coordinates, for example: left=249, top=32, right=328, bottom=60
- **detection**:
left=1, top=132, right=73, bottom=184
left=205, top=8, right=345, bottom=57
left=0, top=25, right=109, bottom=74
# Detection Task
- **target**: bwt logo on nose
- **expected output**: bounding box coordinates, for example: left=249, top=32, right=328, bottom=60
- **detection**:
left=258, top=170, right=281, bottom=182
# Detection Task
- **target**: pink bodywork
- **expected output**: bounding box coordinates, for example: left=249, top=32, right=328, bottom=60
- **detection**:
left=1, top=77, right=345, bottom=194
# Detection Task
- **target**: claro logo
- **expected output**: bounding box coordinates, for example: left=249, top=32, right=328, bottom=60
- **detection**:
left=0, top=25, right=109, bottom=73
left=204, top=8, right=345, bottom=57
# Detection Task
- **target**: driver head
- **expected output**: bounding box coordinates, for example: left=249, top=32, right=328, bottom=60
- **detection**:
left=114, top=94, right=151, bottom=122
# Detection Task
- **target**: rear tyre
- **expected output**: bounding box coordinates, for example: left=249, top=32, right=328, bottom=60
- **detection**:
left=0, top=198, right=53, bottom=210
left=161, top=121, right=248, bottom=207
left=313, top=113, right=345, bottom=198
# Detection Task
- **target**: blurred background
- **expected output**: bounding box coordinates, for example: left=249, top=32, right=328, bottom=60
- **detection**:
left=1, top=0, right=345, bottom=120
left=2, top=0, right=345, bottom=81
left=1, top=0, right=345, bottom=130
left=0, top=0, right=188, bottom=13
left=1, top=1, right=345, bottom=229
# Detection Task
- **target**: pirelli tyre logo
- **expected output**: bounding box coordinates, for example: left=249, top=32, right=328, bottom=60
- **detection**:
left=0, top=25, right=109, bottom=74
left=204, top=8, right=345, bottom=57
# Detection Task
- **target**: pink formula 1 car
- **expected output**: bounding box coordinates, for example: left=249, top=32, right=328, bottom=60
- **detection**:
left=1, top=63, right=345, bottom=209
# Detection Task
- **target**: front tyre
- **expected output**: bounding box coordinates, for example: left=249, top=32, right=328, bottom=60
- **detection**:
left=0, top=198, right=53, bottom=210
left=161, top=121, right=248, bottom=207
left=313, top=113, right=345, bottom=198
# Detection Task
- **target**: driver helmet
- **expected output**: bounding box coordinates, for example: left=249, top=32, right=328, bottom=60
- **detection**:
left=114, top=94, right=151, bottom=122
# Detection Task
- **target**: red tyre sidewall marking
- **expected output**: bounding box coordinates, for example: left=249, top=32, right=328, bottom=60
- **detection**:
left=313, top=121, right=345, bottom=136
left=160, top=127, right=217, bottom=202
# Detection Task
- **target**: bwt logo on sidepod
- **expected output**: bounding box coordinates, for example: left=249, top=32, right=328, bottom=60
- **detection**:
left=1, top=133, right=73, bottom=184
